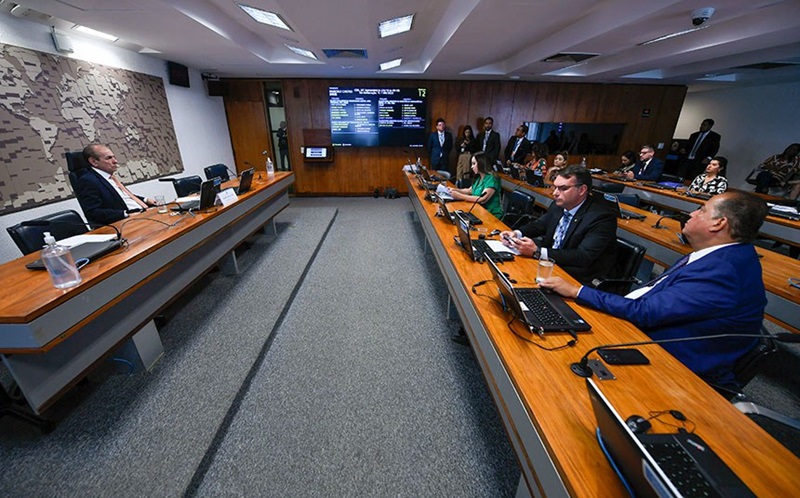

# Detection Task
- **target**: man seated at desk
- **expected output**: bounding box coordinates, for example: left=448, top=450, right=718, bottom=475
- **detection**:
left=540, top=192, right=768, bottom=388
left=76, top=144, right=157, bottom=225
left=623, top=145, right=664, bottom=182
left=500, top=165, right=617, bottom=285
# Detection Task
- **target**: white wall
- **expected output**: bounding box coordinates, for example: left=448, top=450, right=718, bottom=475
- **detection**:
left=675, top=81, right=800, bottom=187
left=0, top=14, right=235, bottom=264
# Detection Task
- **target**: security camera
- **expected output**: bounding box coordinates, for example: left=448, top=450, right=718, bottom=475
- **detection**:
left=692, top=7, right=715, bottom=26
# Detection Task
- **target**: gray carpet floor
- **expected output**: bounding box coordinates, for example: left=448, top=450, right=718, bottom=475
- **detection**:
left=0, top=198, right=520, bottom=497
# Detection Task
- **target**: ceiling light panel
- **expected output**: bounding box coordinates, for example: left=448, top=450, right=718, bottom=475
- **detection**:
left=73, top=25, right=119, bottom=42
left=285, top=44, right=317, bottom=60
left=378, top=14, right=414, bottom=38
left=380, top=58, right=402, bottom=71
left=239, top=4, right=292, bottom=31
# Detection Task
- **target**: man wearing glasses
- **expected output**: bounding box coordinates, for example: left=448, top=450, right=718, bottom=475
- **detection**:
left=624, top=145, right=664, bottom=182
left=501, top=165, right=617, bottom=285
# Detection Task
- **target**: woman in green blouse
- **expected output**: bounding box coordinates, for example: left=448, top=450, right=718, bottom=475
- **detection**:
left=448, top=151, right=503, bottom=218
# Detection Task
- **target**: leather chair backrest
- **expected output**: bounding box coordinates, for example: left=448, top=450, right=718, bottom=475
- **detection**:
left=733, top=328, right=779, bottom=388
left=173, top=175, right=202, bottom=197
left=605, top=237, right=647, bottom=295
left=597, top=182, right=625, bottom=194
left=6, top=209, right=88, bottom=255
left=65, top=151, right=90, bottom=192
left=614, top=193, right=640, bottom=208
left=204, top=164, right=229, bottom=182
left=505, top=190, right=534, bottom=215
left=658, top=173, right=684, bottom=184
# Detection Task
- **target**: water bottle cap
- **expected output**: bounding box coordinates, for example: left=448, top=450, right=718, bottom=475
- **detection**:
left=43, top=232, right=56, bottom=245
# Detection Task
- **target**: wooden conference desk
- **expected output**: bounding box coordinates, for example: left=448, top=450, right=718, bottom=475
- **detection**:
left=499, top=174, right=800, bottom=333
left=404, top=172, right=799, bottom=497
left=0, top=172, right=294, bottom=415
left=591, top=174, right=800, bottom=247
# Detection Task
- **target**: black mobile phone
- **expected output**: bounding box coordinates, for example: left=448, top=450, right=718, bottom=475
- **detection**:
left=597, top=348, right=650, bottom=365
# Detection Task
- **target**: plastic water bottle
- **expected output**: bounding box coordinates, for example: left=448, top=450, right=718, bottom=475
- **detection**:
left=40, top=232, right=81, bottom=289
left=581, top=157, right=587, bottom=167
left=416, top=157, right=422, bottom=169
left=266, top=156, right=275, bottom=177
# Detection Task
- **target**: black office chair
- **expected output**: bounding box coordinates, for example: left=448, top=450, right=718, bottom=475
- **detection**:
left=158, top=175, right=202, bottom=197
left=658, top=173, right=684, bottom=184
left=501, top=190, right=536, bottom=229
left=6, top=209, right=89, bottom=255
left=596, top=182, right=625, bottom=194
left=65, top=150, right=91, bottom=192
left=610, top=193, right=640, bottom=208
left=204, top=164, right=230, bottom=182
left=590, top=237, right=646, bottom=296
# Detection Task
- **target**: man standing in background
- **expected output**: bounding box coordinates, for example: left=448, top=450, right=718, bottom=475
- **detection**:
left=476, top=117, right=501, bottom=168
left=679, top=118, right=721, bottom=180
left=427, top=117, right=453, bottom=179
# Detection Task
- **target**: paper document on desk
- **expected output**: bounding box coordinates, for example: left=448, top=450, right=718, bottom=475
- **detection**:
left=484, top=240, right=520, bottom=255
left=435, top=184, right=454, bottom=200
left=58, top=233, right=117, bottom=248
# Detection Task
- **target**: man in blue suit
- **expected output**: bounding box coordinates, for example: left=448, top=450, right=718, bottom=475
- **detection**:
left=541, top=191, right=768, bottom=388
left=75, top=144, right=156, bottom=225
left=426, top=117, right=453, bottom=179
left=624, top=145, right=664, bottom=182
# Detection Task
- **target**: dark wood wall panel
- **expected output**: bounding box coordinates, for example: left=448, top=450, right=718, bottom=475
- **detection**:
left=224, top=79, right=686, bottom=195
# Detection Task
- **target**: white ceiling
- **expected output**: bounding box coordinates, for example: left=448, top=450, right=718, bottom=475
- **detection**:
left=5, top=0, right=800, bottom=90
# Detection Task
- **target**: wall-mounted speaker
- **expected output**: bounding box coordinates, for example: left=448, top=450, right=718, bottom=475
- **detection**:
left=207, top=80, right=228, bottom=97
left=167, top=61, right=190, bottom=88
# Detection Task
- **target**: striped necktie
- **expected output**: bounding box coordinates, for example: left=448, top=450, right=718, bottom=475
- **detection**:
left=552, top=211, right=572, bottom=249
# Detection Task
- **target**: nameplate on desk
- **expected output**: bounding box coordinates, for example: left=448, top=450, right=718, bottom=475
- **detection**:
left=218, top=189, right=238, bottom=207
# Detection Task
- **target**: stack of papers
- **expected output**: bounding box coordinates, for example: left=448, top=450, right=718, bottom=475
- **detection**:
left=435, top=184, right=454, bottom=200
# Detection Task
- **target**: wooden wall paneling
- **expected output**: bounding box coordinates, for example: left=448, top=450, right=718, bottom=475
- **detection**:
left=489, top=82, right=517, bottom=153
left=441, top=80, right=471, bottom=173
left=510, top=82, right=538, bottom=131
left=554, top=83, right=585, bottom=122
left=468, top=82, right=494, bottom=131
left=532, top=83, right=559, bottom=122
left=655, top=86, right=688, bottom=153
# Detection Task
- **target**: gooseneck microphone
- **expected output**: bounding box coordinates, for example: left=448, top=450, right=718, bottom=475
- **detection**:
left=653, top=212, right=690, bottom=229
left=571, top=332, right=800, bottom=377
left=21, top=219, right=123, bottom=241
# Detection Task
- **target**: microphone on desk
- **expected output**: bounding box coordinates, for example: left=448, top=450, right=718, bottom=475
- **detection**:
left=653, top=213, right=690, bottom=230
left=464, top=193, right=483, bottom=228
left=570, top=332, right=800, bottom=378
left=21, top=219, right=124, bottom=242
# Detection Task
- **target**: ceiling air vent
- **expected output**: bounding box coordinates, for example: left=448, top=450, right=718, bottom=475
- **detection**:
left=541, top=53, right=598, bottom=63
left=733, top=62, right=800, bottom=70
left=322, top=49, right=368, bottom=59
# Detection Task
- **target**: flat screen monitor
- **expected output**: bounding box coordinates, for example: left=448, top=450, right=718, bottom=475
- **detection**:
left=329, top=86, right=428, bottom=148
left=525, top=122, right=625, bottom=155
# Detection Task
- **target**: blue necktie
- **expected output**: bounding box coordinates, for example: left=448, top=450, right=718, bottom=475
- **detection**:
left=553, top=211, right=572, bottom=249
left=642, top=253, right=690, bottom=287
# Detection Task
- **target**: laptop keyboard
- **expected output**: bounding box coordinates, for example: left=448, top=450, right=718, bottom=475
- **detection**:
left=454, top=210, right=482, bottom=225
left=643, top=441, right=715, bottom=497
left=516, top=289, right=571, bottom=328
left=472, top=240, right=509, bottom=262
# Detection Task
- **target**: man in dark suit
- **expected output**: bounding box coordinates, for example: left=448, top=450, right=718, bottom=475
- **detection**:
left=504, top=123, right=532, bottom=167
left=541, top=192, right=768, bottom=389
left=426, top=117, right=453, bottom=178
left=75, top=144, right=155, bottom=225
left=624, top=144, right=664, bottom=182
left=500, top=165, right=617, bottom=285
left=678, top=118, right=721, bottom=180
left=476, top=116, right=501, bottom=168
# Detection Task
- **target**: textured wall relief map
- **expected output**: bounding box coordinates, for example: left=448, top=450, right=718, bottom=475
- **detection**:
left=0, top=44, right=183, bottom=214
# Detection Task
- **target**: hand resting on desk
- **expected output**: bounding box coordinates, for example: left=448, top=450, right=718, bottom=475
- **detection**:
left=539, top=277, right=581, bottom=300
left=499, top=230, right=538, bottom=257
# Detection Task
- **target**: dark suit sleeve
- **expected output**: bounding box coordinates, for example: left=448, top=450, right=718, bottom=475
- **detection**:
left=486, top=133, right=501, bottom=164
left=548, top=207, right=617, bottom=271
left=577, top=258, right=741, bottom=329
left=504, top=138, right=514, bottom=162
left=636, top=159, right=664, bottom=182
left=517, top=139, right=532, bottom=163
left=701, top=132, right=720, bottom=160
left=75, top=173, right=127, bottom=225
left=518, top=203, right=558, bottom=240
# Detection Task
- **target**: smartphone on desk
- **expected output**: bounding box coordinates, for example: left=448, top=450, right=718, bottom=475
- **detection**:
left=597, top=348, right=650, bottom=365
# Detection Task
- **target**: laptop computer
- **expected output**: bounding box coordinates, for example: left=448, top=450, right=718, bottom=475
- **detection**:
left=26, top=239, right=124, bottom=270
left=437, top=194, right=482, bottom=225
left=454, top=213, right=513, bottom=262
left=586, top=378, right=755, bottom=498
left=602, top=193, right=647, bottom=221
left=171, top=178, right=217, bottom=212
left=234, top=168, right=254, bottom=194
left=486, top=257, right=591, bottom=334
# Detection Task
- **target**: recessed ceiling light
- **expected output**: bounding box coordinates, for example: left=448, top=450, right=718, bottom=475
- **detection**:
left=509, top=75, right=520, bottom=80
left=341, top=65, right=354, bottom=70
left=73, top=25, right=119, bottom=42
left=139, top=47, right=162, bottom=54
left=238, top=4, right=292, bottom=31
left=378, top=14, right=414, bottom=38
left=285, top=44, right=317, bottom=60
left=379, top=58, right=402, bottom=71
